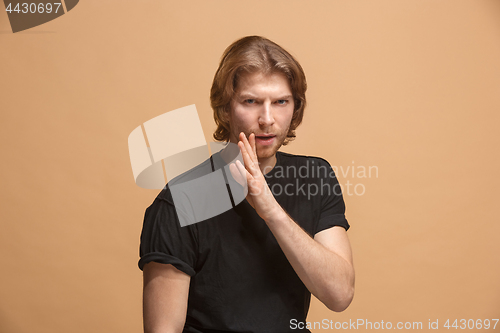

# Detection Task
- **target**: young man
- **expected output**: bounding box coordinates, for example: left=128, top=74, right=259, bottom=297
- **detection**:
left=139, top=36, right=354, bottom=333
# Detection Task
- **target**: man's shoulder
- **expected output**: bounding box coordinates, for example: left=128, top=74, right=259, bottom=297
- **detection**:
left=272, top=151, right=338, bottom=183
left=277, top=151, right=333, bottom=168
left=153, top=155, right=215, bottom=205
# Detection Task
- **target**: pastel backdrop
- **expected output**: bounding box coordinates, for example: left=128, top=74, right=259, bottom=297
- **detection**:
left=1, top=1, right=499, bottom=332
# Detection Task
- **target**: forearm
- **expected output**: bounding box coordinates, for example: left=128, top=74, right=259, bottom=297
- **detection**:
left=265, top=207, right=355, bottom=312
left=232, top=133, right=354, bottom=310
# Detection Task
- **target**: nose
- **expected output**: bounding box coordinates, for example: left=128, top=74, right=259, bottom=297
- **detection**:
left=258, top=102, right=275, bottom=127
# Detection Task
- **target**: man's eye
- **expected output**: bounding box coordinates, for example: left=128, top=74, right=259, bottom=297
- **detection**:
left=245, top=99, right=255, bottom=104
left=276, top=99, right=288, bottom=105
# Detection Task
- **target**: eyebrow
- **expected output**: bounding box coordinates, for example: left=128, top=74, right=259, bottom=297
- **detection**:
left=237, top=94, right=293, bottom=100
left=238, top=93, right=257, bottom=99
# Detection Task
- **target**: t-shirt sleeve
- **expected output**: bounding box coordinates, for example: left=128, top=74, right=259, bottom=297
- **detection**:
left=315, top=159, right=350, bottom=234
left=138, top=186, right=198, bottom=276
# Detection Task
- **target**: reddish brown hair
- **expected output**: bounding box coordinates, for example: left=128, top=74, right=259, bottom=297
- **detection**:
left=210, top=36, right=307, bottom=145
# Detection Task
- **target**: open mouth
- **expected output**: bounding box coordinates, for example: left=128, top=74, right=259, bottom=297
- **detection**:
left=255, top=135, right=276, bottom=145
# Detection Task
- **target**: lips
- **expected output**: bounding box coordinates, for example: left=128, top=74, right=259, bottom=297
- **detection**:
left=254, top=134, right=276, bottom=146
left=255, top=134, right=276, bottom=139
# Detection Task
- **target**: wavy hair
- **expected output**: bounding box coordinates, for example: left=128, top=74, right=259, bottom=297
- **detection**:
left=210, top=36, right=307, bottom=145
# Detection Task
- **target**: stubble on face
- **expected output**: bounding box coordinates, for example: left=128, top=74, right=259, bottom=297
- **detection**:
left=228, top=72, right=295, bottom=161
left=228, top=121, right=290, bottom=159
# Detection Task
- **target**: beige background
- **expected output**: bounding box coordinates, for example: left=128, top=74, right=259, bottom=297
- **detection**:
left=1, top=1, right=499, bottom=332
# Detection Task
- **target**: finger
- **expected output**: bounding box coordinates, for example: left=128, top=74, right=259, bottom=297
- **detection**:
left=240, top=132, right=257, bottom=163
left=238, top=133, right=263, bottom=180
left=229, top=162, right=245, bottom=187
left=238, top=140, right=258, bottom=175
left=236, top=159, right=253, bottom=186
left=249, top=133, right=257, bottom=156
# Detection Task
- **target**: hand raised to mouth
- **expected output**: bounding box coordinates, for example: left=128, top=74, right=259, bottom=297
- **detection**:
left=229, top=132, right=280, bottom=221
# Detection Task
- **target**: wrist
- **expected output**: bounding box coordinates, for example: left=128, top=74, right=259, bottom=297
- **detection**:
left=263, top=201, right=288, bottom=226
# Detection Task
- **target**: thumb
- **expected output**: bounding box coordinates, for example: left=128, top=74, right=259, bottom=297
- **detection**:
left=229, top=162, right=246, bottom=187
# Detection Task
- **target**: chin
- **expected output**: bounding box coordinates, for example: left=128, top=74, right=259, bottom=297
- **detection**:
left=256, top=144, right=280, bottom=160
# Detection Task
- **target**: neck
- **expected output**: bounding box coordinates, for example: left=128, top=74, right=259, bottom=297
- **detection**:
left=258, top=153, right=277, bottom=175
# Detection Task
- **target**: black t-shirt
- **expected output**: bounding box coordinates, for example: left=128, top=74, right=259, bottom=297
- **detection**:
left=139, top=151, right=349, bottom=333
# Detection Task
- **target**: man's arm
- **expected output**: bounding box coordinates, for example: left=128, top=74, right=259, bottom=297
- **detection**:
left=143, top=262, right=191, bottom=333
left=231, top=133, right=355, bottom=311
left=266, top=210, right=354, bottom=312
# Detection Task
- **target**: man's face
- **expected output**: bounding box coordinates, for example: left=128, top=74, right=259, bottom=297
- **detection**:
left=228, top=71, right=294, bottom=160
